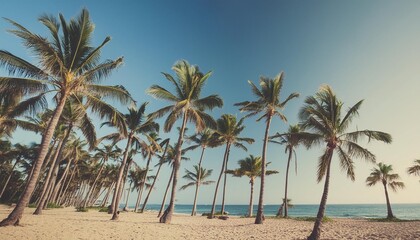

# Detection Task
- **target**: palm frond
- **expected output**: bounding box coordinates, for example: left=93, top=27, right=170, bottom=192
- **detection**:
left=84, top=84, right=134, bottom=105
left=343, top=130, right=392, bottom=144
left=337, top=146, right=355, bottom=181
left=0, top=50, right=48, bottom=79
left=83, top=57, right=124, bottom=83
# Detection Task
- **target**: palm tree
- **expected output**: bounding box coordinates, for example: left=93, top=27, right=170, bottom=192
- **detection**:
left=226, top=155, right=278, bottom=217
left=102, top=102, right=158, bottom=220
left=235, top=72, right=299, bottom=224
left=81, top=144, right=121, bottom=208
left=180, top=165, right=214, bottom=216
left=407, top=160, right=420, bottom=179
left=0, top=9, right=133, bottom=226
left=134, top=132, right=161, bottom=212
left=300, top=85, right=392, bottom=240
left=140, top=138, right=170, bottom=213
left=184, top=128, right=221, bottom=216
left=269, top=124, right=317, bottom=217
left=156, top=144, right=190, bottom=217
left=209, top=114, right=254, bottom=219
left=147, top=60, right=223, bottom=223
left=0, top=144, right=31, bottom=199
left=366, top=162, right=405, bottom=219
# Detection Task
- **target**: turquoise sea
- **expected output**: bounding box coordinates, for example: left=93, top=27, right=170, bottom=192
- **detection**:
left=135, top=204, right=420, bottom=220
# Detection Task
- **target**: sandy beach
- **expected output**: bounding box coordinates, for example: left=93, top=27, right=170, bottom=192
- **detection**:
left=0, top=205, right=418, bottom=240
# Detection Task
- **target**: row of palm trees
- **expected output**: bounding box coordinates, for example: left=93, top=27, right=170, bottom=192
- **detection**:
left=0, top=9, right=419, bottom=240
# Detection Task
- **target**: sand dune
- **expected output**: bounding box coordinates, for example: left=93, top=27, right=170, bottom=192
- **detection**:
left=0, top=205, right=419, bottom=240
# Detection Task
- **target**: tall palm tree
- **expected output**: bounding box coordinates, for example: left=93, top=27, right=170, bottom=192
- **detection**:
left=366, top=162, right=405, bottom=219
left=0, top=9, right=133, bottom=226
left=147, top=60, right=223, bottom=223
left=209, top=114, right=254, bottom=218
left=407, top=159, right=420, bottom=179
left=184, top=128, right=221, bottom=216
left=140, top=138, right=170, bottom=213
left=102, top=102, right=158, bottom=220
left=226, top=155, right=278, bottom=217
left=269, top=124, right=317, bottom=217
left=180, top=165, right=214, bottom=216
left=235, top=72, right=299, bottom=224
left=134, top=132, right=161, bottom=212
left=156, top=144, right=190, bottom=217
left=300, top=85, right=392, bottom=240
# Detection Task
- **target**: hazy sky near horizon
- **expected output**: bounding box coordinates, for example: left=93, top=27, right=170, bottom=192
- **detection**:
left=1, top=1, right=420, bottom=206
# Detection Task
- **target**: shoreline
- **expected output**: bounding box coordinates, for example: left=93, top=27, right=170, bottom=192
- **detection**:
left=1, top=205, right=419, bottom=240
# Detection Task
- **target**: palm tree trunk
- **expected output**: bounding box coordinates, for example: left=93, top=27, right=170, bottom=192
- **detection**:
left=123, top=183, right=132, bottom=211
left=101, top=183, right=114, bottom=208
left=221, top=145, right=231, bottom=216
left=136, top=155, right=152, bottom=212
left=59, top=165, right=77, bottom=205
left=0, top=157, right=21, bottom=199
left=51, top=155, right=73, bottom=204
left=111, top=134, right=133, bottom=220
left=283, top=147, right=293, bottom=217
left=117, top=160, right=132, bottom=210
left=249, top=178, right=254, bottom=217
left=141, top=141, right=169, bottom=213
left=36, top=126, right=72, bottom=213
left=83, top=160, right=105, bottom=208
left=159, top=111, right=188, bottom=224
left=0, top=95, right=68, bottom=226
left=383, top=183, right=394, bottom=219
left=33, top=142, right=61, bottom=209
left=209, top=143, right=230, bottom=218
left=191, top=147, right=206, bottom=216
left=307, top=150, right=333, bottom=240
left=158, top=166, right=174, bottom=218
left=55, top=160, right=71, bottom=204
left=255, top=115, right=272, bottom=224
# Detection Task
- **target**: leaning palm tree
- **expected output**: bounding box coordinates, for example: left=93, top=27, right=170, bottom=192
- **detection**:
left=0, top=9, right=133, bottom=226
left=180, top=165, right=214, bottom=216
left=407, top=159, right=420, bottom=179
left=209, top=114, right=254, bottom=219
left=235, top=72, right=299, bottom=224
left=366, top=162, right=405, bottom=219
left=102, top=102, right=158, bottom=220
left=300, top=85, right=392, bottom=240
left=147, top=60, right=223, bottom=223
left=134, top=131, right=161, bottom=212
left=269, top=124, right=318, bottom=217
left=226, top=155, right=278, bottom=217
left=184, top=128, right=221, bottom=216
left=140, top=138, right=170, bottom=213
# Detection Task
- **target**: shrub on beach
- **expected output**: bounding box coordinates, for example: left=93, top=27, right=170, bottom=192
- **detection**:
left=76, top=207, right=88, bottom=212
left=47, top=203, right=62, bottom=209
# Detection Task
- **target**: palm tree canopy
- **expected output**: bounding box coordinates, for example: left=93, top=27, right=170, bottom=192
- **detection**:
left=226, top=155, right=279, bottom=179
left=299, top=85, right=392, bottom=182
left=0, top=9, right=134, bottom=132
left=366, top=162, right=405, bottom=192
left=100, top=102, right=159, bottom=151
left=235, top=72, right=299, bottom=121
left=147, top=60, right=223, bottom=132
left=214, top=114, right=254, bottom=150
left=407, top=159, right=420, bottom=176
left=180, top=165, right=214, bottom=190
left=184, top=128, right=223, bottom=152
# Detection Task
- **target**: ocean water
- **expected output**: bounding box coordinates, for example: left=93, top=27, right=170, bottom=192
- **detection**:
left=132, top=203, right=420, bottom=220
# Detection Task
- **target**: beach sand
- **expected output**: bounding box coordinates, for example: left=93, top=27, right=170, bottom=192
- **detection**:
left=0, top=205, right=419, bottom=240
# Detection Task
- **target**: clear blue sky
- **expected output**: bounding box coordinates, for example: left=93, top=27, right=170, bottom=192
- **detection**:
left=1, top=1, right=420, bottom=205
